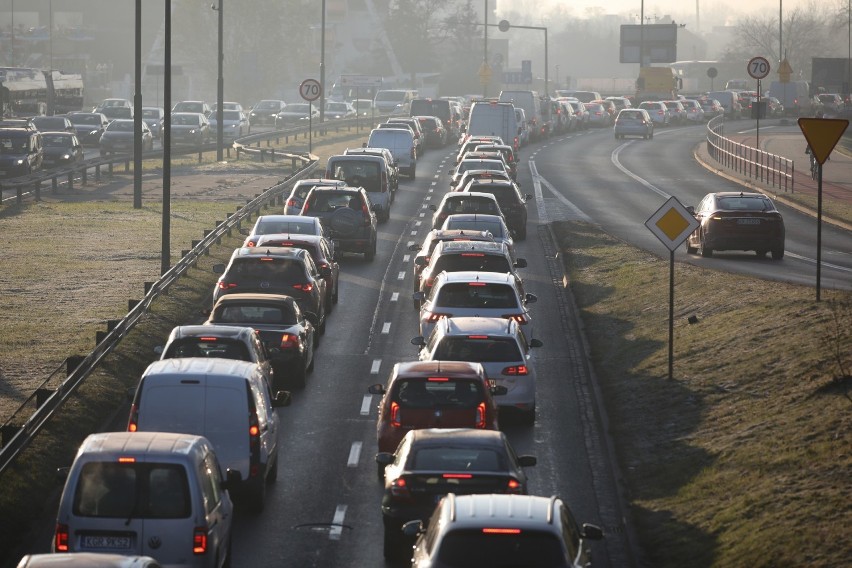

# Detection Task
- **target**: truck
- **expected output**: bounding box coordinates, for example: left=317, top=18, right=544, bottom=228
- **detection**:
left=767, top=81, right=812, bottom=116
left=634, top=67, right=679, bottom=104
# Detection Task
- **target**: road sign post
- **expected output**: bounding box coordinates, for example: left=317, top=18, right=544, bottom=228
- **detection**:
left=798, top=117, right=850, bottom=301
left=645, top=197, right=700, bottom=380
left=300, top=78, right=321, bottom=154
left=747, top=57, right=771, bottom=151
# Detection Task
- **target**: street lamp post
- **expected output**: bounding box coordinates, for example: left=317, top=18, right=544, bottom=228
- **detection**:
left=213, top=0, right=224, bottom=162
left=498, top=20, right=549, bottom=96
left=483, top=0, right=488, bottom=97
left=320, top=0, right=326, bottom=123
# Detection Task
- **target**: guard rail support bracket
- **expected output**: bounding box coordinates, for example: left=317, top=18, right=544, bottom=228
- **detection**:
left=107, top=319, right=120, bottom=332
left=95, top=330, right=107, bottom=344
left=36, top=388, right=54, bottom=408
left=66, top=355, right=85, bottom=376
left=1, top=425, right=22, bottom=447
left=128, top=299, right=141, bottom=311
left=144, top=281, right=154, bottom=294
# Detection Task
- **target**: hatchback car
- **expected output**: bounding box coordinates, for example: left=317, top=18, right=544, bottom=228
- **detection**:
left=376, top=428, right=536, bottom=560
left=67, top=112, right=110, bottom=146
left=685, top=191, right=785, bottom=259
left=172, top=100, right=212, bottom=116
left=451, top=169, right=513, bottom=193
left=459, top=179, right=530, bottom=239
left=254, top=233, right=340, bottom=310
left=449, top=158, right=509, bottom=189
left=0, top=128, right=43, bottom=177
left=212, top=246, right=328, bottom=334
left=325, top=154, right=393, bottom=222
left=99, top=119, right=153, bottom=156
left=661, top=100, right=687, bottom=125
left=325, top=101, right=356, bottom=119
left=409, top=229, right=496, bottom=295
left=416, top=270, right=536, bottom=339
left=299, top=186, right=378, bottom=260
left=679, top=99, right=706, bottom=123
left=367, top=360, right=502, bottom=461
left=94, top=98, right=133, bottom=121
left=638, top=101, right=670, bottom=126
left=140, top=107, right=165, bottom=139
left=204, top=293, right=316, bottom=388
left=169, top=112, right=211, bottom=147
left=430, top=191, right=503, bottom=230
left=274, top=103, right=319, bottom=128
left=413, top=317, right=542, bottom=423
left=440, top=214, right=515, bottom=262
left=209, top=110, right=249, bottom=140
left=41, top=132, right=84, bottom=168
left=404, top=493, right=603, bottom=568
left=613, top=108, right=654, bottom=140
left=30, top=115, right=75, bottom=133
left=250, top=100, right=287, bottom=127
left=240, top=214, right=326, bottom=247
left=284, top=178, right=347, bottom=215
left=415, top=115, right=448, bottom=148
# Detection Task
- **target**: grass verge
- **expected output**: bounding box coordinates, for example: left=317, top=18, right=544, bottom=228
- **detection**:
left=553, top=220, right=851, bottom=568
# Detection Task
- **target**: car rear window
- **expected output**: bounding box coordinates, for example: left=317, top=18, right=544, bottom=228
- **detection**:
left=255, top=240, right=320, bottom=262
left=328, top=160, right=382, bottom=191
left=443, top=219, right=504, bottom=238
left=436, top=529, right=565, bottom=566
left=392, top=378, right=484, bottom=408
left=716, top=196, right=772, bottom=211
left=229, top=257, right=306, bottom=282
left=255, top=219, right=316, bottom=235
left=434, top=282, right=518, bottom=308
left=432, top=253, right=511, bottom=275
left=412, top=447, right=505, bottom=471
left=306, top=191, right=363, bottom=212
left=73, top=462, right=190, bottom=519
left=434, top=337, right=522, bottom=363
left=163, top=337, right=251, bottom=361
left=213, top=303, right=297, bottom=325
left=466, top=185, right=516, bottom=207
left=442, top=196, right=500, bottom=215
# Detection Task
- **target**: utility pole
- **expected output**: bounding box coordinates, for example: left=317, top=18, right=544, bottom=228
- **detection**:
left=215, top=0, right=224, bottom=162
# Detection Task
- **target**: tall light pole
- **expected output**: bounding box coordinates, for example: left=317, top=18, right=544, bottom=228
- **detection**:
left=498, top=20, right=549, bottom=96
left=320, top=0, right=326, bottom=123
left=212, top=0, right=224, bottom=162
left=49, top=0, right=53, bottom=70
left=483, top=0, right=489, bottom=97
left=133, top=0, right=142, bottom=208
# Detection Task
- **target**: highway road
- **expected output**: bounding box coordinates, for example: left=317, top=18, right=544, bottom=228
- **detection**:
left=14, top=123, right=851, bottom=567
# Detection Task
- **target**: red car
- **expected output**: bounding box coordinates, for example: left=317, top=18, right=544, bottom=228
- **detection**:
left=368, top=361, right=504, bottom=476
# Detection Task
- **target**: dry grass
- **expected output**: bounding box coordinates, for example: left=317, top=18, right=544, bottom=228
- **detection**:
left=554, top=220, right=851, bottom=568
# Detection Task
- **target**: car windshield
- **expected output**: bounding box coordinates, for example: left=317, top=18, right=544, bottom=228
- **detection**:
left=213, top=302, right=298, bottom=325
left=434, top=336, right=522, bottom=363
left=257, top=101, right=281, bottom=110
left=434, top=282, right=519, bottom=308
left=42, top=134, right=72, bottom=147
left=375, top=91, right=406, bottom=102
left=228, top=258, right=306, bottom=283
left=33, top=118, right=64, bottom=128
left=69, top=114, right=101, bottom=125
left=106, top=121, right=134, bottom=132
left=288, top=104, right=311, bottom=113
left=172, top=114, right=200, bottom=126
left=0, top=136, right=28, bottom=153
left=174, top=103, right=203, bottom=112
left=432, top=252, right=510, bottom=274
left=327, top=103, right=348, bottom=112
left=141, top=109, right=160, bottom=118
left=436, top=529, right=566, bottom=566
left=163, top=337, right=251, bottom=361
left=443, top=219, right=504, bottom=238
left=458, top=161, right=504, bottom=175
left=411, top=446, right=506, bottom=471
left=255, top=219, right=316, bottom=235
left=716, top=196, right=772, bottom=211
left=222, top=110, right=242, bottom=120
left=73, top=462, right=190, bottom=519
left=392, top=379, right=484, bottom=409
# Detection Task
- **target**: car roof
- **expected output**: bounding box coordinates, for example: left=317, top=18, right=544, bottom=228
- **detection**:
left=711, top=191, right=766, bottom=199
left=440, top=316, right=518, bottom=336
left=78, top=431, right=210, bottom=459
left=434, top=240, right=506, bottom=255
left=18, top=553, right=161, bottom=568
left=407, top=428, right=506, bottom=446
left=233, top=246, right=306, bottom=259
left=435, top=271, right=514, bottom=285
left=143, top=356, right=257, bottom=378
left=444, top=213, right=504, bottom=223
left=440, top=494, right=560, bottom=529
left=255, top=233, right=324, bottom=244
left=393, top=360, right=485, bottom=379
left=212, top=293, right=297, bottom=307
left=463, top=179, right=515, bottom=188
left=172, top=325, right=255, bottom=339
left=442, top=191, right=499, bottom=201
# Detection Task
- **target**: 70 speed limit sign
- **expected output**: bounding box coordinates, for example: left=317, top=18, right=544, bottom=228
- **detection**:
left=299, top=78, right=322, bottom=102
left=747, top=57, right=771, bottom=80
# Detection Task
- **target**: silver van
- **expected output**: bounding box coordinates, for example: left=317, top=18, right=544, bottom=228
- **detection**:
left=54, top=431, right=234, bottom=567
left=128, top=358, right=290, bottom=513
left=367, top=127, right=417, bottom=179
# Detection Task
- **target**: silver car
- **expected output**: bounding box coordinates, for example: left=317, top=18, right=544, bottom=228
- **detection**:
left=614, top=108, right=654, bottom=140
left=638, top=101, right=671, bottom=126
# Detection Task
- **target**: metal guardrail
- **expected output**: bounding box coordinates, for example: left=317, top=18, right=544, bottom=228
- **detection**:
left=705, top=115, right=795, bottom=193
left=0, top=156, right=319, bottom=475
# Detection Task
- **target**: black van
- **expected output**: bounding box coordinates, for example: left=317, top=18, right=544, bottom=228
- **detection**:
left=409, top=98, right=457, bottom=139
left=0, top=128, right=43, bottom=178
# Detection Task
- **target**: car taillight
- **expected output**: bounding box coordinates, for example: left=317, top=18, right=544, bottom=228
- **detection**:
left=426, top=311, right=451, bottom=323
left=246, top=241, right=257, bottom=247
left=390, top=401, right=401, bottom=428
left=506, top=479, right=523, bottom=494
left=362, top=204, right=371, bottom=223
left=502, top=365, right=528, bottom=376
left=287, top=198, right=298, bottom=207
left=217, top=282, right=237, bottom=290
left=293, top=283, right=313, bottom=292
left=658, top=110, right=664, bottom=115
left=54, top=524, right=69, bottom=552
left=390, top=477, right=413, bottom=501
left=280, top=333, right=301, bottom=349
left=502, top=314, right=527, bottom=324
left=127, top=403, right=139, bottom=432
left=475, top=402, right=487, bottom=429
left=483, top=527, right=521, bottom=534
left=424, top=277, right=435, bottom=287
left=193, top=527, right=207, bottom=554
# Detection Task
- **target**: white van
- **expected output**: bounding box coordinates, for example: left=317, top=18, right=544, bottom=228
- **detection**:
left=54, top=431, right=234, bottom=567
left=498, top=90, right=542, bottom=141
left=466, top=101, right=519, bottom=151
left=707, top=90, right=744, bottom=119
left=128, top=358, right=290, bottom=513
left=373, top=89, right=418, bottom=114
left=367, top=127, right=417, bottom=179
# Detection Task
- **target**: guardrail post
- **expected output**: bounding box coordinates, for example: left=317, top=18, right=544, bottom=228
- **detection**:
left=125, top=160, right=130, bottom=173
left=36, top=388, right=54, bottom=407
left=270, top=149, right=275, bottom=162
left=198, top=151, right=203, bottom=164
left=82, top=166, right=88, bottom=186
left=95, top=164, right=101, bottom=182
left=215, top=222, right=223, bottom=244
left=1, top=425, right=21, bottom=447
left=66, top=355, right=85, bottom=375
left=108, top=162, right=114, bottom=176
left=34, top=180, right=41, bottom=201
left=144, top=282, right=155, bottom=294
left=67, top=171, right=74, bottom=191
left=95, top=330, right=107, bottom=344
left=236, top=146, right=241, bottom=160
left=129, top=299, right=142, bottom=310
left=181, top=249, right=190, bottom=258
left=260, top=150, right=265, bottom=163
left=53, top=176, right=59, bottom=192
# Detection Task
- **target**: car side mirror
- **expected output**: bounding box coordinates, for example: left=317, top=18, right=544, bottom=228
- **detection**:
left=490, top=385, right=508, bottom=396
left=272, top=390, right=291, bottom=408
left=524, top=293, right=538, bottom=305
left=303, top=311, right=318, bottom=327
left=525, top=194, right=533, bottom=201
left=428, top=204, right=437, bottom=212
left=411, top=336, right=426, bottom=347
left=514, top=258, right=527, bottom=269
left=408, top=243, right=422, bottom=252
left=367, top=383, right=385, bottom=395
left=413, top=256, right=426, bottom=267
left=412, top=291, right=425, bottom=302
left=153, top=345, right=164, bottom=355
left=529, top=338, right=543, bottom=348
left=686, top=206, right=695, bottom=215
left=517, top=455, right=537, bottom=467
left=402, top=520, right=424, bottom=537
left=213, top=263, right=226, bottom=274
left=581, top=523, right=604, bottom=541
left=376, top=452, right=394, bottom=466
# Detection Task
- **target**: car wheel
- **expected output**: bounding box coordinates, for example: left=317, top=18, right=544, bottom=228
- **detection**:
left=319, top=311, right=327, bottom=335
left=291, top=363, right=307, bottom=389
left=519, top=406, right=536, bottom=426
left=700, top=235, right=713, bottom=258
left=516, top=224, right=527, bottom=240
left=332, top=283, right=339, bottom=304
left=307, top=352, right=315, bottom=373
left=771, top=246, right=785, bottom=260
left=409, top=166, right=416, bottom=180
left=266, top=453, right=278, bottom=484
left=248, top=478, right=266, bottom=514
left=377, top=462, right=386, bottom=481
left=649, top=131, right=654, bottom=139
left=685, top=238, right=698, bottom=255
left=756, top=249, right=768, bottom=258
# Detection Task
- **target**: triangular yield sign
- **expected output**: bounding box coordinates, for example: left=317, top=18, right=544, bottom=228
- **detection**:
left=798, top=118, right=849, bottom=165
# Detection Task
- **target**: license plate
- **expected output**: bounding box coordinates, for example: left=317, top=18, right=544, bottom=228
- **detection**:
left=737, top=218, right=760, bottom=225
left=82, top=535, right=132, bottom=549
left=488, top=379, right=497, bottom=388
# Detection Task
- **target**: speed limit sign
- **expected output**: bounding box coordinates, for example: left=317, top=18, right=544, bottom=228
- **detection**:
left=299, top=78, right=322, bottom=102
left=747, top=57, right=770, bottom=80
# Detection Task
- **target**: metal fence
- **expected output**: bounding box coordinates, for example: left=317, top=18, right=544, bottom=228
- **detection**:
left=705, top=115, right=795, bottom=193
left=0, top=156, right=319, bottom=475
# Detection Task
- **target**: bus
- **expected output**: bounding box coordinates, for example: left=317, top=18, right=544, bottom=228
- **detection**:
left=0, top=67, right=84, bottom=117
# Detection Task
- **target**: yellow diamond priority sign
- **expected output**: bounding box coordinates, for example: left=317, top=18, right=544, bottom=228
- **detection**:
left=645, top=197, right=699, bottom=252
left=798, top=118, right=849, bottom=165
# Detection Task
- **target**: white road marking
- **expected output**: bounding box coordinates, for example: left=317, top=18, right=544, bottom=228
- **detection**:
left=529, top=159, right=592, bottom=224
left=329, top=505, right=347, bottom=540
left=382, top=322, right=391, bottom=334
left=347, top=442, right=362, bottom=467
left=360, top=394, right=373, bottom=415
left=391, top=292, right=399, bottom=302
left=415, top=220, right=422, bottom=227
left=419, top=212, right=425, bottom=217
left=403, top=254, right=410, bottom=262
left=410, top=230, right=418, bottom=236
left=407, top=240, right=415, bottom=247
left=397, top=271, right=406, bottom=280
left=610, top=143, right=671, bottom=199
left=371, top=359, right=382, bottom=374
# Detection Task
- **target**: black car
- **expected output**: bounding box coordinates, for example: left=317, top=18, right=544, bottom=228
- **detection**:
left=460, top=179, right=531, bottom=239
left=41, top=132, right=84, bottom=168
left=213, top=246, right=328, bottom=335
left=66, top=112, right=110, bottom=146
left=30, top=115, right=75, bottom=134
left=204, top=294, right=316, bottom=389
left=250, top=100, right=288, bottom=127
left=377, top=428, right=536, bottom=560
left=300, top=186, right=378, bottom=260
left=0, top=128, right=43, bottom=178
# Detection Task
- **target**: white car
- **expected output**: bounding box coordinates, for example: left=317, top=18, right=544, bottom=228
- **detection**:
left=325, top=101, right=356, bottom=119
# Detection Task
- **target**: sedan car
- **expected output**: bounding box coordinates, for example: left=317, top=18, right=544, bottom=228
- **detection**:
left=250, top=99, right=288, bottom=127
left=430, top=192, right=503, bottom=230
left=171, top=100, right=211, bottom=116
left=30, top=115, right=75, bottom=133
left=409, top=229, right=496, bottom=295
left=169, top=112, right=211, bottom=147
left=204, top=294, right=316, bottom=389
left=414, top=115, right=447, bottom=148
left=41, top=132, right=84, bottom=168
left=275, top=103, right=319, bottom=128
left=209, top=109, right=249, bottom=140
left=99, top=119, right=153, bottom=156
left=325, top=101, right=356, bottom=119
left=284, top=178, right=347, bottom=215
left=460, top=179, right=530, bottom=239
left=93, top=98, right=132, bottom=121
left=685, top=191, right=785, bottom=259
left=613, top=108, right=654, bottom=140
left=66, top=112, right=110, bottom=146
left=240, top=214, right=326, bottom=246
left=376, top=428, right=536, bottom=560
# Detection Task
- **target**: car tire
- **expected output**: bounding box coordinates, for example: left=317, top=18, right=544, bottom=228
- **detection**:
left=771, top=246, right=785, bottom=260
left=222, top=536, right=233, bottom=568
left=377, top=462, right=386, bottom=481
left=686, top=239, right=698, bottom=255
left=332, top=284, right=339, bottom=304
left=266, top=453, right=278, bottom=484
left=756, top=249, right=768, bottom=258
left=649, top=131, right=654, bottom=139
left=291, top=363, right=307, bottom=390
left=409, top=166, right=416, bottom=180
left=519, top=406, right=536, bottom=426
left=307, top=352, right=315, bottom=373
left=516, top=224, right=527, bottom=240
left=248, top=478, right=266, bottom=514
left=700, top=236, right=713, bottom=258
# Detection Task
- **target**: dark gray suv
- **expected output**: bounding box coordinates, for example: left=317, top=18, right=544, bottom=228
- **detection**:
left=300, top=186, right=378, bottom=261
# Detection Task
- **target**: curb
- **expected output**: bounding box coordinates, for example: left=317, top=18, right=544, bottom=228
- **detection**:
left=691, top=143, right=852, bottom=232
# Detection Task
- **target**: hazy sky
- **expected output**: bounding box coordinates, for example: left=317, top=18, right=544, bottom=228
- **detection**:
left=501, top=0, right=809, bottom=19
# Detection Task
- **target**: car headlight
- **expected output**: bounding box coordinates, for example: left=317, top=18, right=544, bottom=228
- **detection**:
left=62, top=154, right=71, bottom=160
left=16, top=159, right=24, bottom=165
left=189, top=129, right=196, bottom=134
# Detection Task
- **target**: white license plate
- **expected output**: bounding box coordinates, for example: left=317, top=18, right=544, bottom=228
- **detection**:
left=737, top=218, right=760, bottom=225
left=82, top=535, right=132, bottom=549
left=488, top=379, right=497, bottom=388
